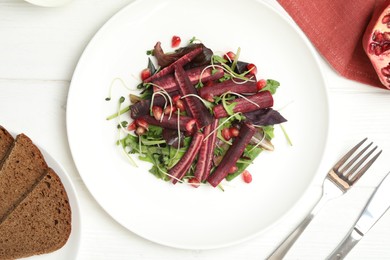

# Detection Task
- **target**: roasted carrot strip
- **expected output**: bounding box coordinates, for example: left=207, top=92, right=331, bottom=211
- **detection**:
left=174, top=65, right=214, bottom=127
left=143, top=46, right=203, bottom=83
left=198, top=78, right=257, bottom=101
left=169, top=132, right=204, bottom=184
left=194, top=119, right=219, bottom=182
left=213, top=91, right=273, bottom=119
left=152, top=65, right=224, bottom=92
left=139, top=115, right=196, bottom=133
left=207, top=122, right=256, bottom=187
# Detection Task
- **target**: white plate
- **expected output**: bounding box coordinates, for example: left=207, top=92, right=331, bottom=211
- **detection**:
left=8, top=131, right=81, bottom=259
left=67, top=0, right=329, bottom=249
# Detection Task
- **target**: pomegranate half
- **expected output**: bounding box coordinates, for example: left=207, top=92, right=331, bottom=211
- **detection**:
left=363, top=0, right=390, bottom=89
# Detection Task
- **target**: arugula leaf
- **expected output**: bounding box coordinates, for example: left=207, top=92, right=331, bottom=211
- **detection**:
left=262, top=125, right=275, bottom=139
left=146, top=125, right=163, bottom=139
left=212, top=55, right=228, bottom=64
left=223, top=101, right=237, bottom=116
left=226, top=145, right=262, bottom=181
left=119, top=134, right=138, bottom=150
left=261, top=79, right=280, bottom=94
left=218, top=73, right=232, bottom=82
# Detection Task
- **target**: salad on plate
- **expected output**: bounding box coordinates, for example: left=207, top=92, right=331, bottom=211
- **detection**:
left=107, top=36, right=289, bottom=189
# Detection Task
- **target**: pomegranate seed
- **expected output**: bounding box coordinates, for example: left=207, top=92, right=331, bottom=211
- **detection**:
left=382, top=14, right=390, bottom=24
left=375, top=45, right=383, bottom=55
left=242, top=170, right=252, bottom=183
left=384, top=32, right=390, bottom=41
left=135, top=126, right=146, bottom=136
left=247, top=63, right=257, bottom=75
left=140, top=68, right=151, bottom=81
left=152, top=106, right=163, bottom=120
left=204, top=93, right=214, bottom=102
left=127, top=121, right=137, bottom=131
left=382, top=66, right=390, bottom=76
left=188, top=177, right=200, bottom=188
left=135, top=118, right=149, bottom=130
left=176, top=99, right=186, bottom=111
left=256, top=79, right=267, bottom=91
left=373, top=31, right=384, bottom=42
left=228, top=165, right=238, bottom=174
left=224, top=51, right=236, bottom=62
left=171, top=35, right=181, bottom=48
left=172, top=95, right=181, bottom=103
left=164, top=105, right=176, bottom=115
left=185, top=119, right=197, bottom=132
left=383, top=43, right=390, bottom=52
left=221, top=128, right=231, bottom=141
left=229, top=127, right=240, bottom=137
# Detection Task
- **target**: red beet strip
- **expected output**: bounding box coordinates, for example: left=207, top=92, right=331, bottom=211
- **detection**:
left=174, top=65, right=214, bottom=127
left=130, top=90, right=179, bottom=119
left=199, top=77, right=257, bottom=101
left=194, top=118, right=219, bottom=182
left=139, top=114, right=196, bottom=133
left=152, top=65, right=224, bottom=92
left=169, top=132, right=204, bottom=184
left=207, top=122, right=256, bottom=187
left=213, top=90, right=273, bottom=119
left=143, top=45, right=203, bottom=83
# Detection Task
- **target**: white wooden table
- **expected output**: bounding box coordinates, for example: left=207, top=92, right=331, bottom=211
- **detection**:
left=1, top=0, right=390, bottom=259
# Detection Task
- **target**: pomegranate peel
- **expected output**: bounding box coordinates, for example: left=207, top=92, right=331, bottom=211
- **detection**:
left=363, top=0, right=390, bottom=89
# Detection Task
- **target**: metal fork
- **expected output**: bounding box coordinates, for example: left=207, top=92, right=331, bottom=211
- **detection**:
left=266, top=138, right=382, bottom=260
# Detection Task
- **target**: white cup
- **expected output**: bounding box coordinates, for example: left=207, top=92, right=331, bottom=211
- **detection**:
left=24, top=0, right=73, bottom=7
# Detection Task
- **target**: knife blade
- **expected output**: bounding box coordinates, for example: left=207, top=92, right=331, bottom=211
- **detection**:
left=327, top=171, right=390, bottom=260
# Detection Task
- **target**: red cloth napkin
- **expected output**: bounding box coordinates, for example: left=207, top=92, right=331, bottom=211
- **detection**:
left=277, top=0, right=387, bottom=89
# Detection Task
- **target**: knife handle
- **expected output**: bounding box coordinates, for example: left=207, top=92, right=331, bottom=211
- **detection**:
left=326, top=228, right=363, bottom=260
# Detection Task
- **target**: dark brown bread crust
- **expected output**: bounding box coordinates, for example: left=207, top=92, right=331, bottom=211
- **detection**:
left=0, top=134, right=48, bottom=223
left=0, top=126, right=14, bottom=165
left=0, top=168, right=72, bottom=259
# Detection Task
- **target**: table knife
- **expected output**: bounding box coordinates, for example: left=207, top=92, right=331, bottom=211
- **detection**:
left=327, top=171, right=390, bottom=260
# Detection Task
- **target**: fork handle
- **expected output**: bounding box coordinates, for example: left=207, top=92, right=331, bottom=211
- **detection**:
left=266, top=192, right=330, bottom=260
left=266, top=213, right=314, bottom=260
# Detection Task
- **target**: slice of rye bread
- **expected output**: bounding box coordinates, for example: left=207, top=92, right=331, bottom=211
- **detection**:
left=0, top=168, right=72, bottom=259
left=0, top=133, right=48, bottom=222
left=0, top=126, right=14, bottom=164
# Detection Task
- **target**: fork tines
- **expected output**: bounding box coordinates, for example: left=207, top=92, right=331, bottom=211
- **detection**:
left=333, top=138, right=382, bottom=185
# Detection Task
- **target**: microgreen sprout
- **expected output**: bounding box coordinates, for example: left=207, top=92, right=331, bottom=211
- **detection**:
left=150, top=91, right=168, bottom=121
left=169, top=108, right=182, bottom=164
left=119, top=135, right=138, bottom=167
left=180, top=93, right=214, bottom=111
left=148, top=83, right=174, bottom=119
left=113, top=97, right=132, bottom=133
left=248, top=128, right=266, bottom=153
left=105, top=77, right=135, bottom=101
left=280, top=124, right=293, bottom=146
left=189, top=36, right=202, bottom=44
left=208, top=60, right=256, bottom=83
left=222, top=91, right=260, bottom=109
left=204, top=112, right=242, bottom=141
left=230, top=47, right=241, bottom=72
